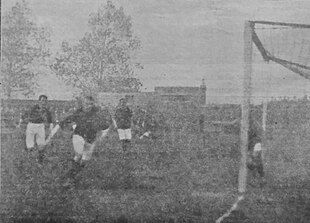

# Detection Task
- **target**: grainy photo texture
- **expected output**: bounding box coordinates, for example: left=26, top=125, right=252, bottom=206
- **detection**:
left=1, top=0, right=310, bottom=222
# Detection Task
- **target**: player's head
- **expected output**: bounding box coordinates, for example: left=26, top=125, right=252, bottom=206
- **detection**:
left=38, top=95, right=48, bottom=108
left=74, top=96, right=83, bottom=110
left=83, top=95, right=95, bottom=111
left=119, top=98, right=127, bottom=107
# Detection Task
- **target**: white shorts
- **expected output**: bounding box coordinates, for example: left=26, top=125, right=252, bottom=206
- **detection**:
left=26, top=123, right=46, bottom=148
left=117, top=129, right=132, bottom=140
left=253, top=143, right=262, bottom=152
left=72, top=134, right=95, bottom=161
left=253, top=143, right=262, bottom=156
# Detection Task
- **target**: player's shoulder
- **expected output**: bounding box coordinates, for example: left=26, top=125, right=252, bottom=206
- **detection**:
left=75, top=107, right=83, bottom=113
left=31, top=104, right=40, bottom=109
left=91, top=106, right=106, bottom=116
left=99, top=106, right=110, bottom=113
left=95, top=105, right=108, bottom=113
left=43, top=106, right=52, bottom=112
left=29, top=104, right=40, bottom=113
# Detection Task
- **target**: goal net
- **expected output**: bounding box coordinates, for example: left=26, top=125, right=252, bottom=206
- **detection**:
left=252, top=21, right=310, bottom=79
left=239, top=21, right=310, bottom=193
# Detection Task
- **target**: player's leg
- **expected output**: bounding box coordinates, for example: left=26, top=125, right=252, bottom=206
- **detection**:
left=256, top=153, right=266, bottom=187
left=63, top=134, right=85, bottom=186
left=253, top=143, right=265, bottom=186
left=25, top=123, right=36, bottom=151
left=257, top=160, right=264, bottom=178
left=140, top=130, right=151, bottom=139
left=64, top=140, right=94, bottom=188
left=36, top=124, right=46, bottom=164
left=257, top=161, right=264, bottom=177
left=118, top=129, right=127, bottom=151
left=81, top=141, right=95, bottom=163
left=100, top=128, right=109, bottom=139
left=247, top=153, right=256, bottom=186
left=72, top=134, right=84, bottom=162
left=124, top=128, right=132, bottom=150
left=123, top=128, right=135, bottom=189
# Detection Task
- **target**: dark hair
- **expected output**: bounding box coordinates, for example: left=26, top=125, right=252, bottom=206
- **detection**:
left=85, top=95, right=95, bottom=102
left=39, top=95, right=48, bottom=100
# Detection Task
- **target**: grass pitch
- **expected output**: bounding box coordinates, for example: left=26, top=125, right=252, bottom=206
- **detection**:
left=1, top=123, right=309, bottom=222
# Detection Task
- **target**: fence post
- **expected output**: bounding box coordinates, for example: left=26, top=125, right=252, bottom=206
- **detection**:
left=199, top=113, right=205, bottom=148
left=17, top=112, right=23, bottom=128
left=55, top=109, right=59, bottom=124
left=262, top=100, right=268, bottom=164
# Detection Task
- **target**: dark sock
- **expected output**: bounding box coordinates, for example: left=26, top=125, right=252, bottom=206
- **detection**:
left=38, top=150, right=45, bottom=163
left=125, top=140, right=131, bottom=149
left=25, top=147, right=34, bottom=152
left=121, top=140, right=127, bottom=152
left=67, top=161, right=85, bottom=180
left=258, top=165, right=265, bottom=178
left=79, top=160, right=86, bottom=169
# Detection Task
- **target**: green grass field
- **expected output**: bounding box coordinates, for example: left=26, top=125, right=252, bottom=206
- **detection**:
left=0, top=122, right=309, bottom=222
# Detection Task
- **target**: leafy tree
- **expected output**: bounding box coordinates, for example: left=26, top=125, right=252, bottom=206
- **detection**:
left=1, top=0, right=51, bottom=98
left=51, top=1, right=143, bottom=94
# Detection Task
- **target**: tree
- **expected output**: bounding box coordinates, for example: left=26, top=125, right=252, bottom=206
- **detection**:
left=51, top=1, right=143, bottom=94
left=1, top=0, right=51, bottom=98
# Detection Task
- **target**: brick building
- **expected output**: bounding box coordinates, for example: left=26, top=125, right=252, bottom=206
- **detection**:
left=154, top=79, right=206, bottom=105
left=97, top=79, right=207, bottom=108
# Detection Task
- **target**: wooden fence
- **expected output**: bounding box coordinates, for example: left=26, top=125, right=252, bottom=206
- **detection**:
left=2, top=97, right=310, bottom=134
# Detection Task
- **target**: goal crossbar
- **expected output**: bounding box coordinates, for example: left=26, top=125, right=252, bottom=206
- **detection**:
left=252, top=20, right=310, bottom=29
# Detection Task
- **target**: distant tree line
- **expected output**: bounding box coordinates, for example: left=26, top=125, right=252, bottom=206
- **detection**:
left=2, top=0, right=143, bottom=99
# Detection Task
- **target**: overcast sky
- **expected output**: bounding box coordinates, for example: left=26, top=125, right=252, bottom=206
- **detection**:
left=3, top=0, right=310, bottom=103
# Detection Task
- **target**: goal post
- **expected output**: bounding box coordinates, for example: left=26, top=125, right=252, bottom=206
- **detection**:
left=238, top=21, right=253, bottom=193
